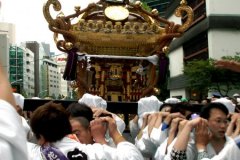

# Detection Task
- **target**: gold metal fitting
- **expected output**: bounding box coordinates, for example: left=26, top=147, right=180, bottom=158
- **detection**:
left=162, top=46, right=170, bottom=54
left=65, top=42, right=73, bottom=50
left=135, top=1, right=142, bottom=7
left=180, top=0, right=187, bottom=5
left=74, top=6, right=80, bottom=12
left=151, top=9, right=159, bottom=16
left=153, top=87, right=161, bottom=95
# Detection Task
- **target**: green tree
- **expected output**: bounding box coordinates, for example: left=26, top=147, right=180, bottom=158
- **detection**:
left=57, top=94, right=63, bottom=99
left=51, top=93, right=56, bottom=99
left=183, top=55, right=240, bottom=98
left=20, top=88, right=28, bottom=98
left=140, top=0, right=152, bottom=12
left=183, top=59, right=213, bottom=99
left=71, top=89, right=78, bottom=100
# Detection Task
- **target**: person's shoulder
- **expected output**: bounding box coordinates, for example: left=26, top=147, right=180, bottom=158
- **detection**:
left=0, top=99, right=21, bottom=122
left=0, top=99, right=14, bottom=109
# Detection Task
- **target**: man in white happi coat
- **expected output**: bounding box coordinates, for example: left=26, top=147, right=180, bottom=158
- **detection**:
left=0, top=62, right=29, bottom=160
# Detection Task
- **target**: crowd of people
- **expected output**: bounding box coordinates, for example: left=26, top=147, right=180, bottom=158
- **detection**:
left=0, top=59, right=240, bottom=160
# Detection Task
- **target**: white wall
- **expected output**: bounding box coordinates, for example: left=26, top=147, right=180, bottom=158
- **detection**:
left=170, top=88, right=187, bottom=98
left=168, top=13, right=182, bottom=24
left=169, top=47, right=184, bottom=77
left=0, top=34, right=9, bottom=74
left=208, top=29, right=240, bottom=59
left=0, top=22, right=15, bottom=44
left=206, top=0, right=240, bottom=16
left=167, top=13, right=185, bottom=78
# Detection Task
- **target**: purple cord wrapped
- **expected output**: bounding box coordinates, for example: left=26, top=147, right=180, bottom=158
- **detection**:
left=63, top=48, right=78, bottom=81
left=158, top=53, right=169, bottom=84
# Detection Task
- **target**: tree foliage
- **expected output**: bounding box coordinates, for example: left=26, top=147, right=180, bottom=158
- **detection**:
left=141, top=1, right=152, bottom=12
left=183, top=54, right=240, bottom=97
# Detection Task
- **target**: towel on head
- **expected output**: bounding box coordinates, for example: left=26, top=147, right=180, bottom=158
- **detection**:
left=213, top=97, right=236, bottom=113
left=78, top=93, right=107, bottom=109
left=13, top=93, right=24, bottom=109
left=137, top=96, right=163, bottom=127
left=164, top=98, right=181, bottom=104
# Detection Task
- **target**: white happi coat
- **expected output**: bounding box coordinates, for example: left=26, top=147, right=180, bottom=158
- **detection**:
left=135, top=126, right=157, bottom=158
left=154, top=137, right=177, bottom=160
left=0, top=99, right=29, bottom=160
left=28, top=136, right=144, bottom=160
left=201, top=137, right=240, bottom=160
left=186, top=134, right=234, bottom=160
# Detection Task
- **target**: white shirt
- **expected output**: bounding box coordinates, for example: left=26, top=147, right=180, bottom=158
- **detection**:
left=129, top=119, right=140, bottom=138
left=186, top=134, right=233, bottom=160
left=154, top=137, right=177, bottom=160
left=113, top=114, right=126, bottom=134
left=28, top=137, right=144, bottom=160
left=135, top=126, right=157, bottom=158
left=201, top=137, right=240, bottom=160
left=0, top=99, right=29, bottom=160
left=150, top=123, right=168, bottom=147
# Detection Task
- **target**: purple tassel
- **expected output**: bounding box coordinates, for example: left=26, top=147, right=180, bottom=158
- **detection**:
left=63, top=48, right=78, bottom=81
left=158, top=53, right=169, bottom=84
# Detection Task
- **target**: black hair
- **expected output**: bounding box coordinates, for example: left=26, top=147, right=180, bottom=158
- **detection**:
left=66, top=102, right=93, bottom=122
left=159, top=103, right=176, bottom=112
left=200, top=102, right=229, bottom=120
left=71, top=117, right=90, bottom=129
left=30, top=101, right=72, bottom=142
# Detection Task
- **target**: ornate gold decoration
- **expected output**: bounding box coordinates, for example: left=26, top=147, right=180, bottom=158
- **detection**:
left=43, top=0, right=194, bottom=98
left=153, top=87, right=161, bottom=95
left=114, top=22, right=122, bottom=33
left=104, top=6, right=129, bottom=21
left=43, top=0, right=193, bottom=54
left=65, top=42, right=73, bottom=50
left=162, top=46, right=170, bottom=54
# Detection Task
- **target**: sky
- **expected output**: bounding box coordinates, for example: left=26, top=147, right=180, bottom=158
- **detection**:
left=1, top=0, right=99, bottom=54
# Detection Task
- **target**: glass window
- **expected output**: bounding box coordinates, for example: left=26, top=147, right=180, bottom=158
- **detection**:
left=10, top=59, right=16, bottom=65
left=10, top=51, right=16, bottom=57
left=17, top=52, right=23, bottom=58
left=17, top=59, right=23, bottom=66
left=17, top=75, right=23, bottom=80
left=18, top=67, right=23, bottom=74
left=10, top=75, right=17, bottom=81
left=10, top=67, right=17, bottom=74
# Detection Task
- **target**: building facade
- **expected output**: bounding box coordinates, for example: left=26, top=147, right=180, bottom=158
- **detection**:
left=9, top=45, right=35, bottom=97
left=42, top=58, right=61, bottom=98
left=55, top=54, right=69, bottom=98
left=164, top=0, right=240, bottom=99
left=0, top=22, right=15, bottom=74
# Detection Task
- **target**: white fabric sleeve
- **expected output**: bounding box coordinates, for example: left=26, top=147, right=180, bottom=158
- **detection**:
left=0, top=99, right=29, bottom=160
left=129, top=119, right=140, bottom=138
left=154, top=138, right=169, bottom=160
left=150, top=123, right=168, bottom=147
left=164, top=138, right=177, bottom=160
left=185, top=133, right=198, bottom=160
left=21, top=116, right=31, bottom=136
left=115, top=141, right=144, bottom=160
left=135, top=126, right=157, bottom=157
left=113, top=114, right=126, bottom=134
left=85, top=141, right=144, bottom=160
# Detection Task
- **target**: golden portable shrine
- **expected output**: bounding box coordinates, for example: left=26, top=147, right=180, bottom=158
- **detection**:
left=43, top=0, right=194, bottom=102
